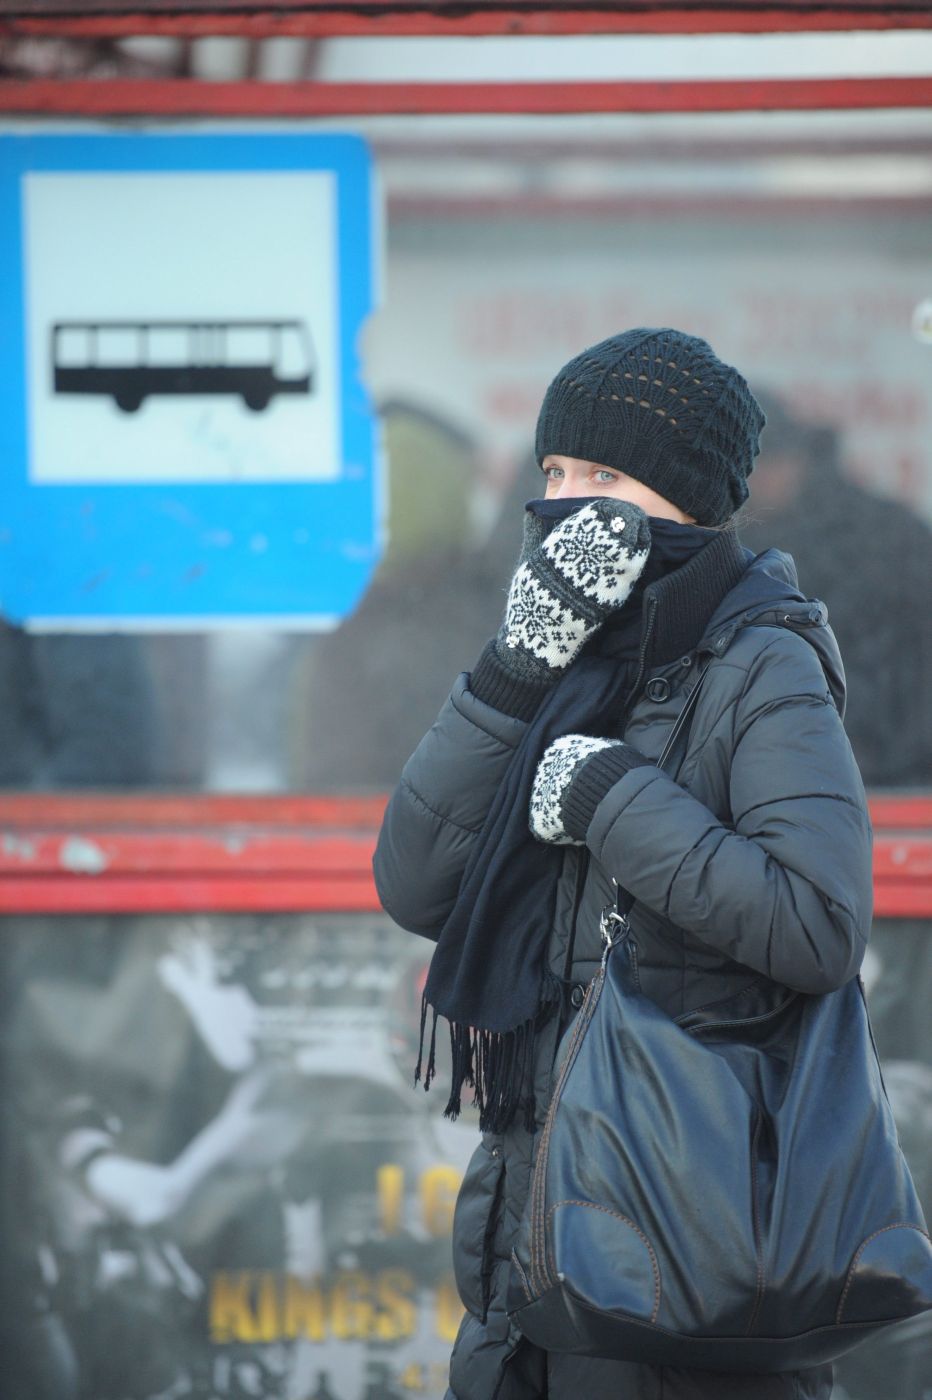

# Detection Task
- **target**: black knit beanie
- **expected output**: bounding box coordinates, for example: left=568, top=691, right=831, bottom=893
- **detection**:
left=534, top=328, right=765, bottom=526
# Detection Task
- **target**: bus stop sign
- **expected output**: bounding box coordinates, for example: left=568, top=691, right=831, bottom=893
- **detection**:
left=0, top=130, right=381, bottom=629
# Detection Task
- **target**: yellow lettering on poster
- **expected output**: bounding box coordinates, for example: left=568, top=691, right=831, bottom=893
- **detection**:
left=377, top=1162, right=405, bottom=1236
left=435, top=1274, right=465, bottom=1342
left=209, top=1267, right=450, bottom=1343
left=210, top=1271, right=261, bottom=1343
left=330, top=1271, right=374, bottom=1339
left=373, top=1268, right=416, bottom=1341
left=254, top=1270, right=281, bottom=1342
left=283, top=1275, right=326, bottom=1341
left=420, top=1166, right=461, bottom=1237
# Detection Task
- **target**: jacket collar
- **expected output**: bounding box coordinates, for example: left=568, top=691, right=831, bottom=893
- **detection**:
left=641, top=526, right=751, bottom=671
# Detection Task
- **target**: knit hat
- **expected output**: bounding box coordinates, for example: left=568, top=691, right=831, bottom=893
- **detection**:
left=535, top=328, right=765, bottom=526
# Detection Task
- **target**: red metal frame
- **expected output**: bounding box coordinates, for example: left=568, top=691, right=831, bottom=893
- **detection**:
left=0, top=795, right=384, bottom=913
left=2, top=0, right=931, bottom=38
left=0, top=794, right=929, bottom=917
left=1, top=76, right=931, bottom=117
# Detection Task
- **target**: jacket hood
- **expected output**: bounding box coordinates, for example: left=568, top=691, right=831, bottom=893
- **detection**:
left=700, top=546, right=847, bottom=716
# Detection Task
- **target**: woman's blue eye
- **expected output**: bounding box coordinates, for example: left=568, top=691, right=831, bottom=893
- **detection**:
left=595, top=471, right=618, bottom=483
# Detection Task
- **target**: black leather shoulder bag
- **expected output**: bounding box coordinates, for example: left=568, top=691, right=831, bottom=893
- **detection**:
left=508, top=661, right=932, bottom=1373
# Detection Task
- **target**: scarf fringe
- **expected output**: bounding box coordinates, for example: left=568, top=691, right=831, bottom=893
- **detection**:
left=415, top=970, right=563, bottom=1135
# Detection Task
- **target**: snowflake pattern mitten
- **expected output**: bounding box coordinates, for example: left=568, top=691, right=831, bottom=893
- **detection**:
left=529, top=735, right=623, bottom=844
left=497, top=500, right=651, bottom=684
left=530, top=733, right=653, bottom=844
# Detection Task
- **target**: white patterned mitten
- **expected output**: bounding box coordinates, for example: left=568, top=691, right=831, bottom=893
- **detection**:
left=497, top=500, right=651, bottom=684
left=530, top=735, right=623, bottom=844
left=530, top=733, right=652, bottom=845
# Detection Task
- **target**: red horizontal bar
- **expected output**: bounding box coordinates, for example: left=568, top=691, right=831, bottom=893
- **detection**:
left=0, top=792, right=924, bottom=830
left=0, top=793, right=388, bottom=829
left=4, top=8, right=932, bottom=38
left=872, top=884, right=932, bottom=919
left=0, top=794, right=928, bottom=915
left=0, top=75, right=930, bottom=117
left=0, top=875, right=383, bottom=913
left=0, top=829, right=926, bottom=880
left=0, top=873, right=927, bottom=917
left=0, top=830, right=377, bottom=874
left=868, top=795, right=932, bottom=830
left=873, top=838, right=932, bottom=878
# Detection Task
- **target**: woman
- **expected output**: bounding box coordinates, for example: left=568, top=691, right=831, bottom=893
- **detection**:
left=373, top=328, right=873, bottom=1400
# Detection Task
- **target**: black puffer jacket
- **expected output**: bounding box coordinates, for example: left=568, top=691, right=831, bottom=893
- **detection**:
left=374, top=531, right=873, bottom=1400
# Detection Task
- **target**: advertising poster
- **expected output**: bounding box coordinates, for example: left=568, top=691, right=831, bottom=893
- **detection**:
left=0, top=911, right=928, bottom=1400
left=0, top=912, right=474, bottom=1400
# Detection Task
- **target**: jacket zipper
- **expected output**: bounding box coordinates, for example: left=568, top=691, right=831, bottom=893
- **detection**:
left=625, top=593, right=659, bottom=712
left=562, top=848, right=590, bottom=984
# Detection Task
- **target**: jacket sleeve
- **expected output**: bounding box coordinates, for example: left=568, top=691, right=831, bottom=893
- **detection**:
left=373, top=674, right=528, bottom=939
left=586, top=631, right=874, bottom=994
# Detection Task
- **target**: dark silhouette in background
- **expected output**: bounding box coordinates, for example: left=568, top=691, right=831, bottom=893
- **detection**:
left=0, top=623, right=159, bottom=788
left=291, top=403, right=527, bottom=792
left=741, top=393, right=932, bottom=789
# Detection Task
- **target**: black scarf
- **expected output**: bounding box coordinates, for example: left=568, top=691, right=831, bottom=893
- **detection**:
left=417, top=504, right=748, bottom=1133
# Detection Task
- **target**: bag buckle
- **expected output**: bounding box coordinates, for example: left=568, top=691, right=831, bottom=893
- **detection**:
left=599, top=907, right=629, bottom=958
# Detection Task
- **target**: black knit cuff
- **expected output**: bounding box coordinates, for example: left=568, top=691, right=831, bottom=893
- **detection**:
left=468, top=640, right=557, bottom=722
left=562, top=744, right=653, bottom=841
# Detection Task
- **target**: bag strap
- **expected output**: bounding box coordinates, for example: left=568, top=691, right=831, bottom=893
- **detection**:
left=613, top=657, right=712, bottom=922
left=655, top=657, right=713, bottom=776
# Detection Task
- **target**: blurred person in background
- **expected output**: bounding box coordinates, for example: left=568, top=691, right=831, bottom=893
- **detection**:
left=740, top=393, right=932, bottom=789
left=290, top=401, right=524, bottom=792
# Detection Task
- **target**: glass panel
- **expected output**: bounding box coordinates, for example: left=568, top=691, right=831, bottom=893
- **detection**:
left=225, top=325, right=273, bottom=368
left=146, top=324, right=192, bottom=368
left=4, top=109, right=931, bottom=794
left=279, top=323, right=311, bottom=379
left=53, top=326, right=91, bottom=368
left=95, top=325, right=137, bottom=368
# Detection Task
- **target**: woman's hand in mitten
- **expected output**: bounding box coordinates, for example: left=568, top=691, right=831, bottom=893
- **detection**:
left=497, top=500, right=651, bottom=684
left=530, top=734, right=652, bottom=845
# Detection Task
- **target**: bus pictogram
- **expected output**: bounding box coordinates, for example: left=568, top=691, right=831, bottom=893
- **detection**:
left=51, top=319, right=315, bottom=413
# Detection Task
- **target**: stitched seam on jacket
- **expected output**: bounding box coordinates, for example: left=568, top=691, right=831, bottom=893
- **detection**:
left=452, top=682, right=526, bottom=748
left=664, top=828, right=730, bottom=921
left=592, top=765, right=662, bottom=862
left=736, top=691, right=829, bottom=734
left=746, top=1114, right=766, bottom=1336
left=545, top=1199, right=662, bottom=1324
left=731, top=626, right=833, bottom=734
left=734, top=790, right=867, bottom=825
left=400, top=776, right=484, bottom=836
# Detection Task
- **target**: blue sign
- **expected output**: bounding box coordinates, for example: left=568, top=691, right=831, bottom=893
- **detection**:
left=0, top=131, right=381, bottom=628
